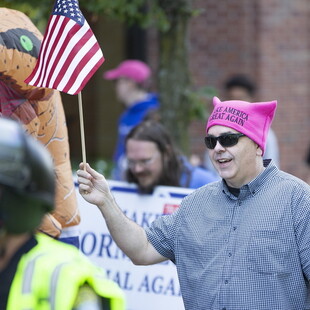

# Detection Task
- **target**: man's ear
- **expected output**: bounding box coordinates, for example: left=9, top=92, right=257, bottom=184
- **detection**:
left=256, top=144, right=263, bottom=156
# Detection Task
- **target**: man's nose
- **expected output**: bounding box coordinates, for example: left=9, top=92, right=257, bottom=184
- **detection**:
left=131, top=162, right=145, bottom=173
left=213, top=140, right=225, bottom=152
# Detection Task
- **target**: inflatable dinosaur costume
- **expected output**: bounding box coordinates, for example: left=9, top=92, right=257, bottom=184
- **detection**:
left=0, top=8, right=80, bottom=238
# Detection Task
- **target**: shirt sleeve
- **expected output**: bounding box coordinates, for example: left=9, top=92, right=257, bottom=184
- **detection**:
left=145, top=209, right=180, bottom=263
left=292, top=184, right=310, bottom=280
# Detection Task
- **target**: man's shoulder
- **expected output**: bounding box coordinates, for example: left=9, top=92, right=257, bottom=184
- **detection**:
left=261, top=166, right=310, bottom=199
left=276, top=169, right=310, bottom=191
left=133, top=93, right=159, bottom=110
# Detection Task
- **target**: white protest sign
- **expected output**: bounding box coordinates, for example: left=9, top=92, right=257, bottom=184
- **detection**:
left=76, top=180, right=193, bottom=310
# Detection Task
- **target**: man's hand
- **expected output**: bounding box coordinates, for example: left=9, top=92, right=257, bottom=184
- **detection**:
left=76, top=163, right=112, bottom=208
left=76, top=163, right=166, bottom=266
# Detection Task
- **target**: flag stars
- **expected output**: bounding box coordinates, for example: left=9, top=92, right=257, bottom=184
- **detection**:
left=53, top=0, right=85, bottom=25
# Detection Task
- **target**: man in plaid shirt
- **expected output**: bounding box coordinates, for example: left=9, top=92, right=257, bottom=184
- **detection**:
left=77, top=96, right=310, bottom=310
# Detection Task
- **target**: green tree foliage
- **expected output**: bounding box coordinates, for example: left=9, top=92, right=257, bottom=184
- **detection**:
left=1, top=0, right=182, bottom=32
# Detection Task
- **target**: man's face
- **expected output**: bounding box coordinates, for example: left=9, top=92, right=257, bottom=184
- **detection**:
left=126, top=139, right=163, bottom=193
left=207, top=125, right=263, bottom=188
left=226, top=86, right=252, bottom=101
left=115, top=78, right=136, bottom=106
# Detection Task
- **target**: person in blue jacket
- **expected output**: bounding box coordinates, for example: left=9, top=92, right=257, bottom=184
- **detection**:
left=124, top=120, right=219, bottom=194
left=103, top=60, right=160, bottom=180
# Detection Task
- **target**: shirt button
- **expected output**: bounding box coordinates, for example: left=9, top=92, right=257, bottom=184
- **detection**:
left=228, top=252, right=232, bottom=257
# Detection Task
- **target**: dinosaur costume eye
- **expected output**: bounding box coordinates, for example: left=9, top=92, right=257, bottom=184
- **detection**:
left=20, top=35, right=33, bottom=52
left=0, top=29, right=40, bottom=57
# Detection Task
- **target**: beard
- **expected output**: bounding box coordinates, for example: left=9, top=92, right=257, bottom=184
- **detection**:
left=126, top=169, right=167, bottom=195
left=136, top=173, right=158, bottom=194
left=137, top=183, right=155, bottom=194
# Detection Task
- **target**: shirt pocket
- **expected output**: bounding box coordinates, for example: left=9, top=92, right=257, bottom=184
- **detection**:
left=246, top=230, right=292, bottom=275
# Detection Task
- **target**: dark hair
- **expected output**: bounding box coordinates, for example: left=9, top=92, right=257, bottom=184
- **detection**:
left=125, top=120, right=182, bottom=187
left=224, top=74, right=256, bottom=96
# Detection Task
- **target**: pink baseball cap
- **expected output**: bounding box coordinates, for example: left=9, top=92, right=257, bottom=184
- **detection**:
left=206, top=96, right=277, bottom=154
left=103, top=60, right=151, bottom=83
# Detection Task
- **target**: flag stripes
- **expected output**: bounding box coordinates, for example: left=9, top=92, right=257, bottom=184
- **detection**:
left=25, top=0, right=104, bottom=95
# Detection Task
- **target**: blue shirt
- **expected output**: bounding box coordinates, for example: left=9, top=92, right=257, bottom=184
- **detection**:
left=179, top=156, right=219, bottom=189
left=145, top=161, right=310, bottom=309
left=114, top=93, right=159, bottom=163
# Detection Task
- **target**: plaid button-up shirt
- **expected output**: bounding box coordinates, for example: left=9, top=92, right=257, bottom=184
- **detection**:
left=146, top=161, right=310, bottom=310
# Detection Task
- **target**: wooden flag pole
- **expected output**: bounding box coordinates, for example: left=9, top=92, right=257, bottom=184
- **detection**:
left=78, top=92, right=87, bottom=170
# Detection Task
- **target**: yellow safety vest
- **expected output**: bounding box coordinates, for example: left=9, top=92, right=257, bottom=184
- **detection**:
left=6, top=233, right=126, bottom=310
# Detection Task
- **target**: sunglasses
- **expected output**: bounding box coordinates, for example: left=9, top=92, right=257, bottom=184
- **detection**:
left=204, top=133, right=245, bottom=149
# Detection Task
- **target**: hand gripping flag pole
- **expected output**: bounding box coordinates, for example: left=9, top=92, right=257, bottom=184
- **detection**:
left=25, top=0, right=105, bottom=168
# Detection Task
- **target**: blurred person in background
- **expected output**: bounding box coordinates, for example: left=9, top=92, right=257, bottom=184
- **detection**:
left=0, top=118, right=125, bottom=310
left=124, top=120, right=218, bottom=194
left=103, top=60, right=160, bottom=181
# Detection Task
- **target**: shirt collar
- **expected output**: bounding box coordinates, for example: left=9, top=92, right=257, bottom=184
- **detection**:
left=221, top=159, right=279, bottom=198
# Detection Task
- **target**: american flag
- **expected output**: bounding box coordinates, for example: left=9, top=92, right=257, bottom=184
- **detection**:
left=25, top=0, right=104, bottom=95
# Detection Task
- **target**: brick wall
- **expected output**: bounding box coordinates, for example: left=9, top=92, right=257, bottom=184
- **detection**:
left=258, top=0, right=310, bottom=180
left=148, top=0, right=310, bottom=181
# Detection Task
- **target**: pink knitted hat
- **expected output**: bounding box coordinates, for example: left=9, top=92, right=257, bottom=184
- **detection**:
left=103, top=60, right=151, bottom=84
left=206, top=97, right=277, bottom=154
